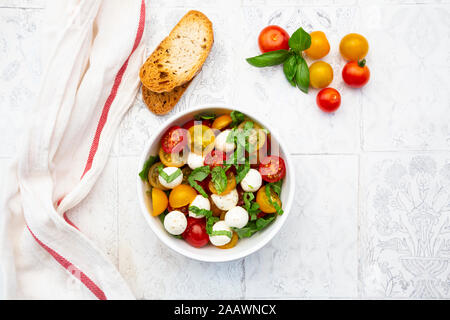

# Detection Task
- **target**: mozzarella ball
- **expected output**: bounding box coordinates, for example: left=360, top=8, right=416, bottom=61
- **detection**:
left=211, top=189, right=238, bottom=211
left=240, top=168, right=263, bottom=192
left=164, top=211, right=187, bottom=235
left=189, top=195, right=210, bottom=218
left=214, top=129, right=235, bottom=152
left=209, top=221, right=232, bottom=246
left=224, top=206, right=249, bottom=229
left=187, top=152, right=205, bottom=170
left=158, top=167, right=183, bottom=189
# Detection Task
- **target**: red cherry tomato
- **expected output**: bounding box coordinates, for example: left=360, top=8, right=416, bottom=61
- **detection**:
left=342, top=60, right=370, bottom=88
left=316, top=88, right=341, bottom=113
left=204, top=150, right=227, bottom=168
left=259, top=155, right=286, bottom=183
left=258, top=25, right=290, bottom=53
left=161, top=126, right=188, bottom=154
left=182, top=217, right=209, bottom=248
left=182, top=119, right=212, bottom=130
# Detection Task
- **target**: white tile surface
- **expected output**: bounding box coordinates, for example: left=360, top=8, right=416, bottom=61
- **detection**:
left=1, top=0, right=450, bottom=299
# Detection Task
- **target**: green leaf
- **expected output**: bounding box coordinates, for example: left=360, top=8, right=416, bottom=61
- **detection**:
left=189, top=206, right=212, bottom=218
left=265, top=184, right=284, bottom=215
left=194, top=112, right=216, bottom=121
left=283, top=54, right=297, bottom=86
left=210, top=230, right=232, bottom=238
left=138, top=155, right=159, bottom=181
left=157, top=165, right=182, bottom=183
left=230, top=111, right=245, bottom=128
left=246, top=50, right=290, bottom=68
left=295, top=56, right=310, bottom=94
left=206, top=216, right=219, bottom=235
left=235, top=161, right=251, bottom=184
left=243, top=192, right=261, bottom=221
left=211, top=166, right=228, bottom=194
left=232, top=215, right=276, bottom=239
left=188, top=166, right=210, bottom=198
left=288, top=27, right=311, bottom=54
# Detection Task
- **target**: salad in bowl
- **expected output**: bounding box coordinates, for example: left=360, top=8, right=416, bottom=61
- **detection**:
left=137, top=106, right=294, bottom=261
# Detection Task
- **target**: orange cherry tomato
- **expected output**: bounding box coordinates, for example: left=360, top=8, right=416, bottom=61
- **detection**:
left=305, top=31, right=330, bottom=60
left=209, top=171, right=237, bottom=195
left=258, top=25, right=290, bottom=53
left=212, top=115, right=232, bottom=130
left=169, top=185, right=197, bottom=208
left=256, top=187, right=282, bottom=214
left=151, top=188, right=168, bottom=216
left=339, top=33, right=369, bottom=61
left=218, top=232, right=239, bottom=249
left=342, top=60, right=370, bottom=88
left=188, top=125, right=215, bottom=155
left=316, top=88, right=341, bottom=113
left=159, top=147, right=186, bottom=167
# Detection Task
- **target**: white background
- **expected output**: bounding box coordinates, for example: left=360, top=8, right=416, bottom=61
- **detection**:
left=1, top=0, right=450, bottom=299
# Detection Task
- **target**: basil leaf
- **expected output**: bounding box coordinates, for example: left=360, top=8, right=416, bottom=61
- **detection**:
left=283, top=54, right=297, bottom=86
left=243, top=192, right=260, bottom=221
left=235, top=161, right=250, bottom=184
left=138, top=155, right=159, bottom=181
left=210, top=230, right=232, bottom=238
left=188, top=166, right=210, bottom=198
left=211, top=166, right=228, bottom=194
left=265, top=184, right=284, bottom=215
left=206, top=216, right=219, bottom=235
left=230, top=111, right=245, bottom=128
left=246, top=50, right=290, bottom=68
left=157, top=165, right=182, bottom=183
left=194, top=112, right=216, bottom=121
left=295, top=56, right=310, bottom=93
left=232, top=215, right=275, bottom=239
left=189, top=206, right=212, bottom=218
left=288, top=27, right=311, bottom=54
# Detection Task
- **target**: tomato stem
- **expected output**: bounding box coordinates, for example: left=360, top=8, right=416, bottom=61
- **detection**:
left=358, top=59, right=366, bottom=67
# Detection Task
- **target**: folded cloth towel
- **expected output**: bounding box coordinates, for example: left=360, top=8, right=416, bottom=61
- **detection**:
left=0, top=0, right=146, bottom=299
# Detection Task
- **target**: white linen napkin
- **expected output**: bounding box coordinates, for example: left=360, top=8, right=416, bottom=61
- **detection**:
left=0, top=0, right=146, bottom=299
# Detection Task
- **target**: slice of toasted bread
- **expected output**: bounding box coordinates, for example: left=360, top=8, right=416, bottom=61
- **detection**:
left=139, top=10, right=213, bottom=93
left=142, top=81, right=191, bottom=115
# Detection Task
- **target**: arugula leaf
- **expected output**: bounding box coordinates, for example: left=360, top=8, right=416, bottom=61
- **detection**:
left=194, top=112, right=216, bottom=121
left=232, top=215, right=276, bottom=239
left=188, top=166, right=210, bottom=198
left=211, top=166, right=228, bottom=194
left=138, top=155, right=159, bottom=181
left=210, top=230, right=232, bottom=238
left=157, top=165, right=182, bottom=183
left=230, top=111, right=245, bottom=128
left=295, top=56, right=310, bottom=93
left=243, top=192, right=261, bottom=221
left=283, top=54, right=297, bottom=86
left=265, top=184, right=284, bottom=215
left=246, top=49, right=291, bottom=67
left=288, top=27, right=311, bottom=54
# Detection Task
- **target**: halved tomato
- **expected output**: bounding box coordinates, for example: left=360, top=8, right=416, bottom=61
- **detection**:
left=182, top=119, right=212, bottom=130
left=209, top=171, right=236, bottom=195
left=238, top=121, right=267, bottom=152
left=218, top=231, right=239, bottom=249
left=259, top=155, right=286, bottom=183
left=169, top=184, right=197, bottom=208
left=161, top=126, right=188, bottom=154
left=148, top=162, right=169, bottom=190
left=204, top=150, right=227, bottom=168
left=212, top=114, right=232, bottom=130
left=256, top=187, right=282, bottom=214
left=188, top=124, right=215, bottom=155
left=151, top=188, right=168, bottom=216
left=159, top=147, right=186, bottom=168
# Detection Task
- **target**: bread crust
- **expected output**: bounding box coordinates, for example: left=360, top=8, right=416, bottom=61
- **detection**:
left=141, top=81, right=191, bottom=115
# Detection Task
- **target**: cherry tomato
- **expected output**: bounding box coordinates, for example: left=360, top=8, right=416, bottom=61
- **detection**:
left=259, top=156, right=286, bottom=183
left=169, top=185, right=197, bottom=208
left=212, top=115, right=232, bottom=130
left=305, top=31, right=330, bottom=60
left=309, top=61, right=333, bottom=89
left=182, top=119, right=212, bottom=130
left=182, top=217, right=209, bottom=248
left=258, top=25, right=290, bottom=53
left=159, top=147, right=186, bottom=167
left=188, top=125, right=215, bottom=155
left=256, top=187, right=282, bottom=214
left=151, top=188, right=168, bottom=216
left=339, top=33, right=369, bottom=61
left=148, top=161, right=169, bottom=190
left=209, top=171, right=237, bottom=195
left=161, top=126, right=188, bottom=154
left=204, top=150, right=227, bottom=168
left=218, top=231, right=239, bottom=249
left=342, top=60, right=370, bottom=88
left=316, top=88, right=341, bottom=113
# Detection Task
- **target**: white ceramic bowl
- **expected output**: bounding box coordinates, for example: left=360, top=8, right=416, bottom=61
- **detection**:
left=137, top=105, right=295, bottom=262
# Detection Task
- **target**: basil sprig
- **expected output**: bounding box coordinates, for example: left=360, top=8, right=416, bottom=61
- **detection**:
left=230, top=110, right=245, bottom=128
left=232, top=215, right=276, bottom=239
left=243, top=192, right=261, bottom=221
left=188, top=166, right=210, bottom=198
left=157, top=165, right=182, bottom=183
left=139, top=155, right=159, bottom=182
left=246, top=27, right=311, bottom=93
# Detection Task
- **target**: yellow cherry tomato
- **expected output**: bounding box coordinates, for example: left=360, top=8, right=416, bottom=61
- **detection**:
left=209, top=171, right=237, bottom=195
left=339, top=33, right=369, bottom=61
left=218, top=232, right=239, bottom=249
left=212, top=114, right=232, bottom=130
left=188, top=125, right=215, bottom=155
left=256, top=187, right=282, bottom=214
left=151, top=188, right=168, bottom=216
left=237, top=121, right=267, bottom=152
left=148, top=162, right=169, bottom=190
left=309, top=61, right=333, bottom=89
left=169, top=184, right=197, bottom=208
left=305, top=31, right=330, bottom=60
left=159, top=147, right=186, bottom=167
